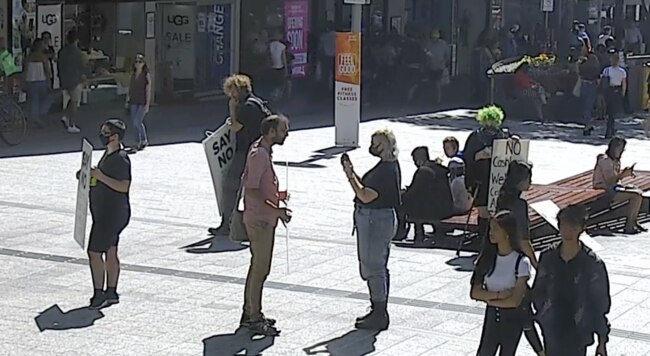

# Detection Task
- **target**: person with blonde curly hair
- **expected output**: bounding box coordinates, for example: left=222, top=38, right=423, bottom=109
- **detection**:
left=463, top=106, right=513, bottom=243
left=208, top=74, right=272, bottom=237
left=340, top=128, right=401, bottom=330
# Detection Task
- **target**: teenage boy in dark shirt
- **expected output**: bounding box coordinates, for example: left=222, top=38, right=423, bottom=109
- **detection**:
left=533, top=205, right=611, bottom=356
left=84, top=119, right=132, bottom=309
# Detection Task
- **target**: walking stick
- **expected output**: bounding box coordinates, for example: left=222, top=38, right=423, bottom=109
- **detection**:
left=456, top=184, right=480, bottom=257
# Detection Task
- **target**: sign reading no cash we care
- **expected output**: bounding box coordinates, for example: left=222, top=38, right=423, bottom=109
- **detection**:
left=488, top=139, right=530, bottom=213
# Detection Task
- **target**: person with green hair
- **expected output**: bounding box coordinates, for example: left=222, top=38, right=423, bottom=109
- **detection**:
left=462, top=105, right=513, bottom=244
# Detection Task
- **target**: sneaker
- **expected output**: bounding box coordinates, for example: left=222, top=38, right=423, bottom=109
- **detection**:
left=354, top=302, right=389, bottom=330
left=105, top=291, right=120, bottom=306
left=89, top=293, right=107, bottom=310
left=67, top=125, right=81, bottom=134
left=208, top=225, right=229, bottom=236
left=240, top=313, right=276, bottom=327
left=248, top=320, right=280, bottom=336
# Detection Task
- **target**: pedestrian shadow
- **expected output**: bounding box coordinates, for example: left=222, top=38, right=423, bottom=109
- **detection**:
left=446, top=255, right=478, bottom=272
left=182, top=236, right=248, bottom=254
left=34, top=304, right=104, bottom=331
left=203, top=327, right=275, bottom=356
left=274, top=146, right=356, bottom=169
left=303, top=329, right=380, bottom=356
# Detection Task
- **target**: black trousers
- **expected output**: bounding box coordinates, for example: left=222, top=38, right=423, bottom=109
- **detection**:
left=477, top=306, right=524, bottom=356
left=543, top=328, right=587, bottom=356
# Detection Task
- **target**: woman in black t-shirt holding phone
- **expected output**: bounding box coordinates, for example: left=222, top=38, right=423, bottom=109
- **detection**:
left=341, top=129, right=401, bottom=331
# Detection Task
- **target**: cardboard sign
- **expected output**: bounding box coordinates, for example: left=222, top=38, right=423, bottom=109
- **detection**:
left=202, top=120, right=236, bottom=216
left=73, top=139, right=93, bottom=249
left=488, top=139, right=530, bottom=212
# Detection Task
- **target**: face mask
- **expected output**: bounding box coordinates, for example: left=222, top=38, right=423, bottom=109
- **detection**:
left=369, top=146, right=382, bottom=157
left=99, top=133, right=111, bottom=146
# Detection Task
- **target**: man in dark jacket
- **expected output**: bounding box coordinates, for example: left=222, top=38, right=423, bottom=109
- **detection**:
left=57, top=30, right=85, bottom=133
left=208, top=74, right=271, bottom=236
left=533, top=205, right=611, bottom=356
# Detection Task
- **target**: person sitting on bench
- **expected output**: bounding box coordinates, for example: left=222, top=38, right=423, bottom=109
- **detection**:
left=448, top=157, right=473, bottom=215
left=398, top=146, right=453, bottom=244
left=593, top=136, right=647, bottom=234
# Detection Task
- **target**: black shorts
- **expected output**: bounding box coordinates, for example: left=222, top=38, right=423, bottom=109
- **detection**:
left=88, top=212, right=130, bottom=253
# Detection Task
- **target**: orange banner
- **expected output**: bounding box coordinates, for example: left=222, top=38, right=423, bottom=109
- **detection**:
left=335, top=32, right=361, bottom=85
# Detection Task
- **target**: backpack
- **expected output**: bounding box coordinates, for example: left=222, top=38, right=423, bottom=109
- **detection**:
left=246, top=96, right=273, bottom=117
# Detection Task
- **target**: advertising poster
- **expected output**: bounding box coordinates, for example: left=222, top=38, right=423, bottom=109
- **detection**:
left=162, top=5, right=195, bottom=79
left=202, top=121, right=236, bottom=216
left=284, top=1, right=309, bottom=77
left=488, top=139, right=530, bottom=213
left=73, top=139, right=93, bottom=250
left=334, top=32, right=361, bottom=147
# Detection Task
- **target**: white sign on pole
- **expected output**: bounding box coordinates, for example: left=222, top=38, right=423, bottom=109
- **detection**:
left=334, top=32, right=361, bottom=147
left=73, top=139, right=93, bottom=249
left=37, top=4, right=62, bottom=89
left=202, top=120, right=236, bottom=216
left=541, top=0, right=554, bottom=12
left=488, top=139, right=530, bottom=213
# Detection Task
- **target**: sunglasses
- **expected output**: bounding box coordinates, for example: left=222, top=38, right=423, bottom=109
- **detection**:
left=135, top=60, right=144, bottom=63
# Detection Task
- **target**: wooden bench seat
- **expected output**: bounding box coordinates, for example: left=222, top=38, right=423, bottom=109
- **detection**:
left=438, top=170, right=650, bottom=250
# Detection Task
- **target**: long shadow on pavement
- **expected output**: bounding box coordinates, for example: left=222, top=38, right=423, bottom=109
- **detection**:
left=34, top=304, right=104, bottom=331
left=303, top=329, right=380, bottom=356
left=182, top=235, right=248, bottom=254
left=203, top=327, right=275, bottom=356
left=274, top=146, right=357, bottom=169
left=446, top=255, right=478, bottom=272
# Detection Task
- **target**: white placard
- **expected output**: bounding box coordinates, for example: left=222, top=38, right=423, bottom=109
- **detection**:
left=37, top=4, right=61, bottom=89
left=530, top=200, right=603, bottom=252
left=541, top=0, right=554, bottom=12
left=202, top=120, right=236, bottom=216
left=73, top=139, right=93, bottom=250
left=488, top=139, right=530, bottom=213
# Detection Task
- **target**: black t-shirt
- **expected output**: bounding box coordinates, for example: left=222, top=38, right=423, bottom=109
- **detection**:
left=497, top=196, right=530, bottom=241
left=463, top=126, right=510, bottom=188
left=355, top=161, right=401, bottom=209
left=235, top=96, right=270, bottom=154
left=90, top=149, right=131, bottom=216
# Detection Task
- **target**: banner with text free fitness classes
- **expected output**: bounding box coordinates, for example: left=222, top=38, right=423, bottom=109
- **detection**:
left=334, top=32, right=361, bottom=147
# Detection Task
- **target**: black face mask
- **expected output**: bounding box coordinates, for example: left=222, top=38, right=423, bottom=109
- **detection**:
left=99, top=133, right=112, bottom=146
left=369, top=146, right=382, bottom=157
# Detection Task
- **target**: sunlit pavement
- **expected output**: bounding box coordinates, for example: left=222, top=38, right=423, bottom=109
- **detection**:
left=2, top=110, right=650, bottom=355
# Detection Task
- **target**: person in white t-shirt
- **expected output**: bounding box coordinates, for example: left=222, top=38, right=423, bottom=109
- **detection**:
left=448, top=158, right=473, bottom=214
left=470, top=210, right=532, bottom=356
left=602, top=53, right=627, bottom=138
left=268, top=33, right=288, bottom=100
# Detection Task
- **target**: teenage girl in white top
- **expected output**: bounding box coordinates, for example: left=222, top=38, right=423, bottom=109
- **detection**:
left=24, top=38, right=54, bottom=126
left=602, top=53, right=627, bottom=138
left=471, top=210, right=532, bottom=356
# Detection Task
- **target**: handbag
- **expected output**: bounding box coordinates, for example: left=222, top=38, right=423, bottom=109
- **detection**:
left=229, top=186, right=249, bottom=242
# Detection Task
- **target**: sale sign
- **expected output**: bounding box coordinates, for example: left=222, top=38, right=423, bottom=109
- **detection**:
left=284, top=1, right=309, bottom=77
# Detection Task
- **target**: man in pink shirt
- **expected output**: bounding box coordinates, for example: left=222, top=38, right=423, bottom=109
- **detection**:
left=240, top=115, right=291, bottom=336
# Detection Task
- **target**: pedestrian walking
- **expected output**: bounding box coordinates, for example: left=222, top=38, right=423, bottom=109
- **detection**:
left=601, top=53, right=627, bottom=138
left=24, top=38, right=54, bottom=127
left=496, top=161, right=545, bottom=355
left=533, top=205, right=611, bottom=356
left=462, top=106, right=511, bottom=244
left=240, top=115, right=291, bottom=336
left=577, top=38, right=601, bottom=136
left=57, top=30, right=85, bottom=134
left=341, top=129, right=401, bottom=330
left=470, top=210, right=531, bottom=356
left=208, top=74, right=271, bottom=237
left=128, top=54, right=151, bottom=151
left=84, top=119, right=131, bottom=309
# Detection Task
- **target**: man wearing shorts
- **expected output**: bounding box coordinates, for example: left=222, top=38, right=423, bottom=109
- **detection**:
left=57, top=30, right=85, bottom=133
left=86, top=119, right=131, bottom=309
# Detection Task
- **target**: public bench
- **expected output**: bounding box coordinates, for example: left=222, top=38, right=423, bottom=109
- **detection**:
left=437, top=170, right=650, bottom=251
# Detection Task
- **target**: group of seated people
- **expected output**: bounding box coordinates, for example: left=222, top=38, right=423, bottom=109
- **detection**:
left=395, top=136, right=474, bottom=243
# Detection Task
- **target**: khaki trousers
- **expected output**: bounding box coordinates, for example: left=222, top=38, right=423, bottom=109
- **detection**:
left=243, top=220, right=276, bottom=321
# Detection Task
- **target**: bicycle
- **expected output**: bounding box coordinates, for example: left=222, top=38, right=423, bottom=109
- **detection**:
left=0, top=92, right=27, bottom=146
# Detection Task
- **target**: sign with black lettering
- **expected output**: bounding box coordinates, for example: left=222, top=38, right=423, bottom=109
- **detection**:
left=202, top=120, right=236, bottom=216
left=488, top=139, right=530, bottom=212
left=162, top=4, right=195, bottom=79
left=74, top=139, right=93, bottom=249
left=36, top=4, right=61, bottom=88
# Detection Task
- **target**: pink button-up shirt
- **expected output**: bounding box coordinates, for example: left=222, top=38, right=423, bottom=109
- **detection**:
left=242, top=139, right=280, bottom=227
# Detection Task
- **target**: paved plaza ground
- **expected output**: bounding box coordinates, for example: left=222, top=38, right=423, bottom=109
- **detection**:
left=1, top=110, right=650, bottom=355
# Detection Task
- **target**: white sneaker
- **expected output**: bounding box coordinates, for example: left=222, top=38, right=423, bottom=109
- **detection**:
left=67, top=125, right=81, bottom=134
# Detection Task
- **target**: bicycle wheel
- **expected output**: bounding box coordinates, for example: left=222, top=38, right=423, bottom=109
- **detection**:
left=0, top=100, right=27, bottom=146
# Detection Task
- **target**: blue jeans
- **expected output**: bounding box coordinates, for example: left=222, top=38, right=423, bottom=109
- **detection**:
left=354, top=206, right=397, bottom=303
left=26, top=80, right=53, bottom=122
left=580, top=80, right=597, bottom=125
left=129, top=104, right=148, bottom=143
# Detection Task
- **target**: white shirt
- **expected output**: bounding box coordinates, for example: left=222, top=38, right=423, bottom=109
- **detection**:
left=597, top=34, right=614, bottom=47
left=450, top=176, right=473, bottom=213
left=269, top=41, right=286, bottom=69
left=484, top=252, right=531, bottom=293
left=603, top=66, right=627, bottom=87
left=25, top=61, right=47, bottom=82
